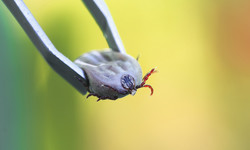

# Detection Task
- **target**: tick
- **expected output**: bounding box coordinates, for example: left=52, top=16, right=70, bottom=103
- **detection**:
left=74, top=50, right=156, bottom=101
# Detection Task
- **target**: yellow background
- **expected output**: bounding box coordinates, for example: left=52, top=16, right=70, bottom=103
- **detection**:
left=0, top=0, right=250, bottom=150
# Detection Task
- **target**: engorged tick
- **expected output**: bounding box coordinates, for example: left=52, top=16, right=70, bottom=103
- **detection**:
left=74, top=49, right=156, bottom=101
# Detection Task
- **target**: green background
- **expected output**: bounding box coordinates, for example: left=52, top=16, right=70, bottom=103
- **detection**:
left=1, top=0, right=250, bottom=150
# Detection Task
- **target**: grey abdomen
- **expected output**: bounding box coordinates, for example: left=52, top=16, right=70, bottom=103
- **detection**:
left=74, top=49, right=142, bottom=99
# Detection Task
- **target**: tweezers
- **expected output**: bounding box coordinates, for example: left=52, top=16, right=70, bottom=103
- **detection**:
left=2, top=0, right=126, bottom=95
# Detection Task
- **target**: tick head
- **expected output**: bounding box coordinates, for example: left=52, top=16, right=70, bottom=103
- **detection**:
left=121, top=74, right=137, bottom=95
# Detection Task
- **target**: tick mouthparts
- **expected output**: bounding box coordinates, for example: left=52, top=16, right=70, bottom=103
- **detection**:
left=130, top=89, right=137, bottom=96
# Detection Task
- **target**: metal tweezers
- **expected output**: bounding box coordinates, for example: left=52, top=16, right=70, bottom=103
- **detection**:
left=2, top=0, right=126, bottom=95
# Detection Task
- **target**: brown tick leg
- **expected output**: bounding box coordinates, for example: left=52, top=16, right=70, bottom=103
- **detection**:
left=96, top=95, right=118, bottom=102
left=97, top=96, right=108, bottom=102
left=86, top=93, right=97, bottom=98
left=87, top=94, right=118, bottom=102
left=86, top=93, right=103, bottom=101
left=86, top=90, right=119, bottom=102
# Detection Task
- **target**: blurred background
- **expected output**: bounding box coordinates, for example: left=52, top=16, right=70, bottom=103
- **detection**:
left=1, top=0, right=250, bottom=150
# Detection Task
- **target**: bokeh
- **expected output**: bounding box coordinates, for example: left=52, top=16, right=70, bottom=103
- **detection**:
left=1, top=0, right=250, bottom=150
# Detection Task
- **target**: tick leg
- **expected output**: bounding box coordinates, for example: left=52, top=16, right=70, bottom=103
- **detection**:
left=136, top=54, right=140, bottom=61
left=96, top=96, right=118, bottom=102
left=136, top=68, right=156, bottom=94
left=87, top=93, right=97, bottom=98
left=87, top=93, right=103, bottom=102
left=142, top=84, right=154, bottom=96
left=86, top=92, right=118, bottom=102
left=140, top=68, right=157, bottom=87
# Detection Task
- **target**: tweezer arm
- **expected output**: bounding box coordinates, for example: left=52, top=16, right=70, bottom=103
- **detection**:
left=2, top=0, right=88, bottom=95
left=82, top=0, right=126, bottom=54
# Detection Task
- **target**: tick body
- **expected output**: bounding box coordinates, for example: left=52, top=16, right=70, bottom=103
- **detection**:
left=74, top=49, right=156, bottom=101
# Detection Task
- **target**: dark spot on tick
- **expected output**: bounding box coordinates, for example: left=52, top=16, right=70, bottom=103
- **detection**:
left=121, top=74, right=135, bottom=90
